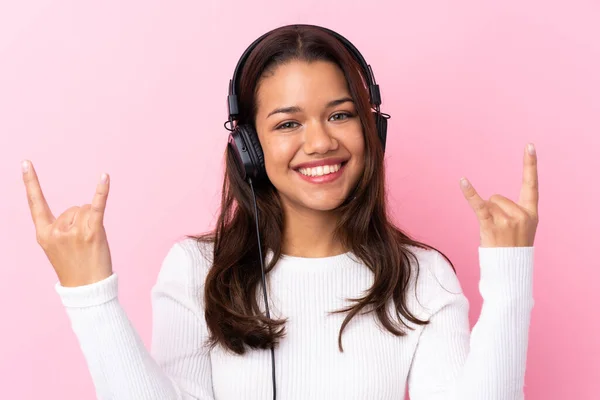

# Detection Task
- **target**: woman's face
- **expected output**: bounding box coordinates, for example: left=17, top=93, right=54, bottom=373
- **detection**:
left=254, top=60, right=365, bottom=213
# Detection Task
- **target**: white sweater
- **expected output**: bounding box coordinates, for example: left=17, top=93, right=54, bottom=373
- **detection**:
left=55, top=238, right=534, bottom=400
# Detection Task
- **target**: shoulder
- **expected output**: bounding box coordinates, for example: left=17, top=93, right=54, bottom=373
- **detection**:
left=154, top=237, right=214, bottom=289
left=402, top=244, right=465, bottom=316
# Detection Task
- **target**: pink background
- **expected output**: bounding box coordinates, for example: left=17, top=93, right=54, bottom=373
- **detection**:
left=1, top=1, right=599, bottom=399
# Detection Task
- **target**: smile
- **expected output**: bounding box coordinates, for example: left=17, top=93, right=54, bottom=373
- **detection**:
left=298, top=163, right=341, bottom=177
left=293, top=161, right=347, bottom=184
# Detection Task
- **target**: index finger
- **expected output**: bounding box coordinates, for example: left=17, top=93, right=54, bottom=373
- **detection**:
left=88, top=173, right=110, bottom=228
left=21, top=160, right=55, bottom=228
left=460, top=178, right=493, bottom=223
left=518, top=143, right=539, bottom=214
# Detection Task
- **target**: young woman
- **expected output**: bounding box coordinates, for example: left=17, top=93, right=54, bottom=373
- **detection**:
left=22, top=25, right=538, bottom=399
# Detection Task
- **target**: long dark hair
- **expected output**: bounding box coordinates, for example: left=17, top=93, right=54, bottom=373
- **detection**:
left=188, top=25, right=455, bottom=355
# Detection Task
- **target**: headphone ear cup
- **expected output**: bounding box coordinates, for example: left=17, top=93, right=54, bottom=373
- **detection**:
left=373, top=111, right=389, bottom=152
left=228, top=124, right=265, bottom=181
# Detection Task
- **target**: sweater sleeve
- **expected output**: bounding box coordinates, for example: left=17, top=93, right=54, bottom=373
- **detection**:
left=407, top=247, right=534, bottom=400
left=54, top=239, right=214, bottom=400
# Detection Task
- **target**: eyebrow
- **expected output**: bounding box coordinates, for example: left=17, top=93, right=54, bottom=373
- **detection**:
left=266, top=97, right=354, bottom=118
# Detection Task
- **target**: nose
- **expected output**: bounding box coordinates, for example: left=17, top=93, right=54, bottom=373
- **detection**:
left=302, top=120, right=338, bottom=155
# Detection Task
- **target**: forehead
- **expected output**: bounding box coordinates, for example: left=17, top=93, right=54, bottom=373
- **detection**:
left=255, top=60, right=350, bottom=112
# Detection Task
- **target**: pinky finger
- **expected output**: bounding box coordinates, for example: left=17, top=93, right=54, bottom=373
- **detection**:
left=89, top=173, right=110, bottom=228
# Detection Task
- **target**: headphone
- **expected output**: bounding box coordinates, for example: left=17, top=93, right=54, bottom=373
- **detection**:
left=222, top=24, right=389, bottom=400
left=225, top=24, right=390, bottom=183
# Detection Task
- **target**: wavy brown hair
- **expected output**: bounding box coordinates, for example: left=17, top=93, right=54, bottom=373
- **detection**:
left=188, top=25, right=455, bottom=355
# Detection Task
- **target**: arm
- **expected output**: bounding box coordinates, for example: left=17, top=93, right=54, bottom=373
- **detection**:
left=407, top=246, right=534, bottom=400
left=55, top=239, right=214, bottom=399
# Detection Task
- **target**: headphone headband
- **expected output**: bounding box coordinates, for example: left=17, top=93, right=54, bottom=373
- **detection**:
left=227, top=24, right=381, bottom=120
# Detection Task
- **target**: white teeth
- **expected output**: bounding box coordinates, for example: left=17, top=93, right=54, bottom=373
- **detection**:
left=298, top=163, right=342, bottom=177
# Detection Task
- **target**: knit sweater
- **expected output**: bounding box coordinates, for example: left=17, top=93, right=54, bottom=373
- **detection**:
left=55, top=238, right=534, bottom=399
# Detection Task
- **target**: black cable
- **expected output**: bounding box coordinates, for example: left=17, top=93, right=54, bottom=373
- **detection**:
left=248, top=178, right=277, bottom=400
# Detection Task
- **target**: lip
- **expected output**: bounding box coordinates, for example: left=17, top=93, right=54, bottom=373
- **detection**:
left=292, top=157, right=349, bottom=169
left=293, top=160, right=347, bottom=184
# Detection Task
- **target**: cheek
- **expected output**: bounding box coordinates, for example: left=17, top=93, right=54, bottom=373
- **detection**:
left=261, top=136, right=298, bottom=173
left=353, top=134, right=366, bottom=158
left=342, top=128, right=366, bottom=178
left=342, top=127, right=366, bottom=159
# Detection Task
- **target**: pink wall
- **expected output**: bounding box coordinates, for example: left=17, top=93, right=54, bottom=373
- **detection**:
left=1, top=1, right=598, bottom=399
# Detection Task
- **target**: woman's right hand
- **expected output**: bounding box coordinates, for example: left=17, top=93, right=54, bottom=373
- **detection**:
left=22, top=160, right=113, bottom=287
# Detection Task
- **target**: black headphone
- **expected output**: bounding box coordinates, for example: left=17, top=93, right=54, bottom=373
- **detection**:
left=225, top=24, right=390, bottom=183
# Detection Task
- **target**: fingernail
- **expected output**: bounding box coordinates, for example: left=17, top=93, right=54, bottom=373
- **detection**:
left=21, top=160, right=30, bottom=174
left=460, top=177, right=469, bottom=188
left=100, top=173, right=108, bottom=183
left=527, top=143, right=535, bottom=155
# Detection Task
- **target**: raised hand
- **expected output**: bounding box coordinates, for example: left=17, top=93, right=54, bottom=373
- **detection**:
left=22, top=160, right=113, bottom=287
left=460, top=144, right=539, bottom=248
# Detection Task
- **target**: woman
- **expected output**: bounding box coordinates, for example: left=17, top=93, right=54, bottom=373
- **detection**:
left=22, top=24, right=538, bottom=399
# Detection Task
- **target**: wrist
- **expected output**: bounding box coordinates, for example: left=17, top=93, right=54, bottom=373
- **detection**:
left=59, top=270, right=113, bottom=288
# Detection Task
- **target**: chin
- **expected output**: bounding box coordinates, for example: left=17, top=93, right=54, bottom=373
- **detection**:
left=274, top=173, right=359, bottom=213
left=303, top=200, right=345, bottom=212
left=297, top=192, right=350, bottom=212
left=277, top=190, right=348, bottom=213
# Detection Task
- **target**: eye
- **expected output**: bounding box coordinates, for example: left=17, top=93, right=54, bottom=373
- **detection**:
left=329, top=112, right=354, bottom=121
left=275, top=121, right=300, bottom=130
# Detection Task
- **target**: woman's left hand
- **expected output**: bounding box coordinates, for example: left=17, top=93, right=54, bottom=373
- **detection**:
left=460, top=143, right=539, bottom=248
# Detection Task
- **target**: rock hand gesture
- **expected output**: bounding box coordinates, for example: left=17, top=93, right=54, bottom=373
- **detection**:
left=460, top=143, right=539, bottom=248
left=22, top=160, right=113, bottom=287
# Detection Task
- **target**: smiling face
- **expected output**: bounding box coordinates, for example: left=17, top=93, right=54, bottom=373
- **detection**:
left=254, top=60, right=366, bottom=213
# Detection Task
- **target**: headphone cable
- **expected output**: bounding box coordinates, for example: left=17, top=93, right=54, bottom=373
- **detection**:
left=248, top=178, right=277, bottom=400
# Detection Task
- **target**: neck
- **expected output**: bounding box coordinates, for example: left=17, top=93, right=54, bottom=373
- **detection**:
left=281, top=203, right=345, bottom=258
